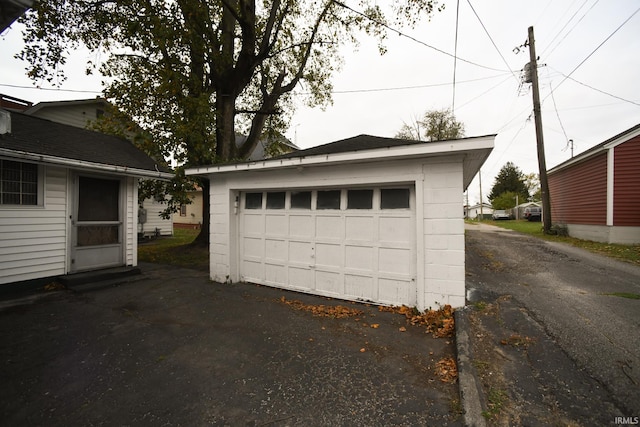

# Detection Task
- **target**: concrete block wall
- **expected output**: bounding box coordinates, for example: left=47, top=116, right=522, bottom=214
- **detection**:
left=422, top=161, right=465, bottom=309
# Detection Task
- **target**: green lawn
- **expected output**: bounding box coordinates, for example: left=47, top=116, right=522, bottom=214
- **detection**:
left=138, top=228, right=209, bottom=270
left=472, top=219, right=640, bottom=265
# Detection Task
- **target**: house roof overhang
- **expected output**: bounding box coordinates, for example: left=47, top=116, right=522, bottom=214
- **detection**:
left=186, top=134, right=495, bottom=191
left=0, top=147, right=174, bottom=180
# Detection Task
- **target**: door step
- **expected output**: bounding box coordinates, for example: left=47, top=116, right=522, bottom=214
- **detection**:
left=59, top=266, right=142, bottom=292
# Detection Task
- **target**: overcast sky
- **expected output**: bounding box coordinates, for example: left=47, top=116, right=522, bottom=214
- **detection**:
left=1, top=0, right=639, bottom=205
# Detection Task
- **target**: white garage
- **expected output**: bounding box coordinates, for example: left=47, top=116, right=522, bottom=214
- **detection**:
left=187, top=134, right=494, bottom=310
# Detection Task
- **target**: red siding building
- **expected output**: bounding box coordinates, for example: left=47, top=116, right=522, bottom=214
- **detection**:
left=548, top=123, right=640, bottom=244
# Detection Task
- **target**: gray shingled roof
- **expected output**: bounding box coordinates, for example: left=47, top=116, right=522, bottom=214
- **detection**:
left=276, top=134, right=494, bottom=159
left=276, top=134, right=423, bottom=158
left=0, top=111, right=171, bottom=174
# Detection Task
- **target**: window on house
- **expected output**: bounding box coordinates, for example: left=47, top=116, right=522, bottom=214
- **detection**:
left=316, top=190, right=341, bottom=210
left=291, top=191, right=311, bottom=209
left=380, top=188, right=410, bottom=209
left=266, top=192, right=286, bottom=209
left=0, top=160, right=39, bottom=206
left=347, top=189, right=373, bottom=209
left=245, top=192, right=263, bottom=209
left=180, top=204, right=187, bottom=216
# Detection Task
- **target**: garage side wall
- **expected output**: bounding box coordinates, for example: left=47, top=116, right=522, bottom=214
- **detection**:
left=422, top=161, right=465, bottom=309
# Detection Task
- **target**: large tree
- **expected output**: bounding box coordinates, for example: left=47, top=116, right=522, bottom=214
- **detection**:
left=395, top=108, right=464, bottom=141
left=488, top=162, right=529, bottom=207
left=16, top=0, right=442, bottom=243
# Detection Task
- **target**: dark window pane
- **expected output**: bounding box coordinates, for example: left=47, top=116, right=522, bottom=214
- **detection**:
left=317, top=190, right=341, bottom=210
left=266, top=192, right=286, bottom=209
left=381, top=188, right=410, bottom=209
left=78, top=177, right=120, bottom=221
left=0, top=160, right=38, bottom=205
left=291, top=191, right=311, bottom=209
left=347, top=189, right=373, bottom=209
left=245, top=192, right=263, bottom=209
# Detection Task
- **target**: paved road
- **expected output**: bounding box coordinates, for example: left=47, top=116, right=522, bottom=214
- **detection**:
left=465, top=222, right=640, bottom=418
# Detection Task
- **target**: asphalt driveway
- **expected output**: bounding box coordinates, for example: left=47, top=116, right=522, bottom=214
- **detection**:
left=0, top=263, right=460, bottom=426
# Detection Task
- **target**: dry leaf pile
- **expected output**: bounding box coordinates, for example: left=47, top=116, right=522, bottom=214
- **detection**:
left=435, top=357, right=458, bottom=383
left=379, top=304, right=455, bottom=338
left=279, top=296, right=364, bottom=318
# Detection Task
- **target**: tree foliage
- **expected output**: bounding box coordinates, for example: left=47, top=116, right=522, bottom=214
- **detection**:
left=16, top=0, right=443, bottom=242
left=395, top=108, right=464, bottom=141
left=488, top=162, right=529, bottom=207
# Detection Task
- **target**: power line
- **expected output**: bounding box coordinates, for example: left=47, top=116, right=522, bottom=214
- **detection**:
left=542, top=0, right=601, bottom=60
left=294, top=73, right=511, bottom=95
left=452, top=0, right=461, bottom=112
left=333, top=1, right=511, bottom=73
left=543, top=5, right=640, bottom=101
left=547, top=66, right=640, bottom=107
left=0, top=82, right=103, bottom=94
left=539, top=0, right=591, bottom=58
left=465, top=0, right=520, bottom=84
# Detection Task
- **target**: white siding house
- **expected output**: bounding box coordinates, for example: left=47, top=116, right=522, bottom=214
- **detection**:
left=187, top=134, right=494, bottom=310
left=25, top=98, right=174, bottom=236
left=0, top=110, right=172, bottom=286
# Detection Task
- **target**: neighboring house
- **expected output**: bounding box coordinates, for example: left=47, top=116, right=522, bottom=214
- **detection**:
left=0, top=110, right=172, bottom=286
left=548, top=123, right=640, bottom=244
left=24, top=97, right=174, bottom=236
left=0, top=94, right=32, bottom=112
left=173, top=186, right=204, bottom=229
left=187, top=134, right=494, bottom=310
left=466, top=202, right=493, bottom=219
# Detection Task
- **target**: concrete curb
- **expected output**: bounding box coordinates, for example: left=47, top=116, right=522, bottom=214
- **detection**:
left=455, top=307, right=487, bottom=427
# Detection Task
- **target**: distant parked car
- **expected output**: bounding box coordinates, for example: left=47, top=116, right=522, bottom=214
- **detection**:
left=492, top=210, right=511, bottom=220
left=524, top=206, right=542, bottom=221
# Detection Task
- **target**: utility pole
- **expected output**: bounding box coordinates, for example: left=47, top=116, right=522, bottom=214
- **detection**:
left=527, top=26, right=552, bottom=234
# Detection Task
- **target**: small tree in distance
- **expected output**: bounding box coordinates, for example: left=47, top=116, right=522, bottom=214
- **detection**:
left=395, top=108, right=465, bottom=141
left=488, top=162, right=529, bottom=209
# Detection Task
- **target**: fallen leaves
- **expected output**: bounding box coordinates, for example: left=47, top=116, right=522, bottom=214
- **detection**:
left=379, top=304, right=455, bottom=338
left=279, top=296, right=364, bottom=318
left=435, top=357, right=458, bottom=383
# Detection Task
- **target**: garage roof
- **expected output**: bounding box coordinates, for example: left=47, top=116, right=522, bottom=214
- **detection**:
left=187, top=133, right=495, bottom=190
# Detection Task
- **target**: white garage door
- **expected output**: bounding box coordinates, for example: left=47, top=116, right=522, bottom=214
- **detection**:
left=239, top=187, right=416, bottom=306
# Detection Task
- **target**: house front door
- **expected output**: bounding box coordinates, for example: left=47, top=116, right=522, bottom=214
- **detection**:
left=71, top=175, right=124, bottom=272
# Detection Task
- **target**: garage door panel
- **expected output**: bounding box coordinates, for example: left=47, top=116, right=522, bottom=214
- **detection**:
left=289, top=215, right=313, bottom=237
left=316, top=243, right=342, bottom=267
left=265, top=263, right=286, bottom=285
left=345, top=274, right=375, bottom=300
left=243, top=214, right=264, bottom=235
left=379, top=278, right=414, bottom=306
left=289, top=267, right=313, bottom=290
left=243, top=237, right=263, bottom=258
left=345, top=245, right=373, bottom=270
left=241, top=260, right=263, bottom=282
left=379, top=247, right=412, bottom=274
left=316, top=216, right=343, bottom=240
left=315, top=270, right=341, bottom=294
left=379, top=216, right=413, bottom=242
left=265, top=214, right=288, bottom=236
left=265, top=239, right=287, bottom=262
left=289, top=241, right=312, bottom=264
left=345, top=216, right=374, bottom=241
